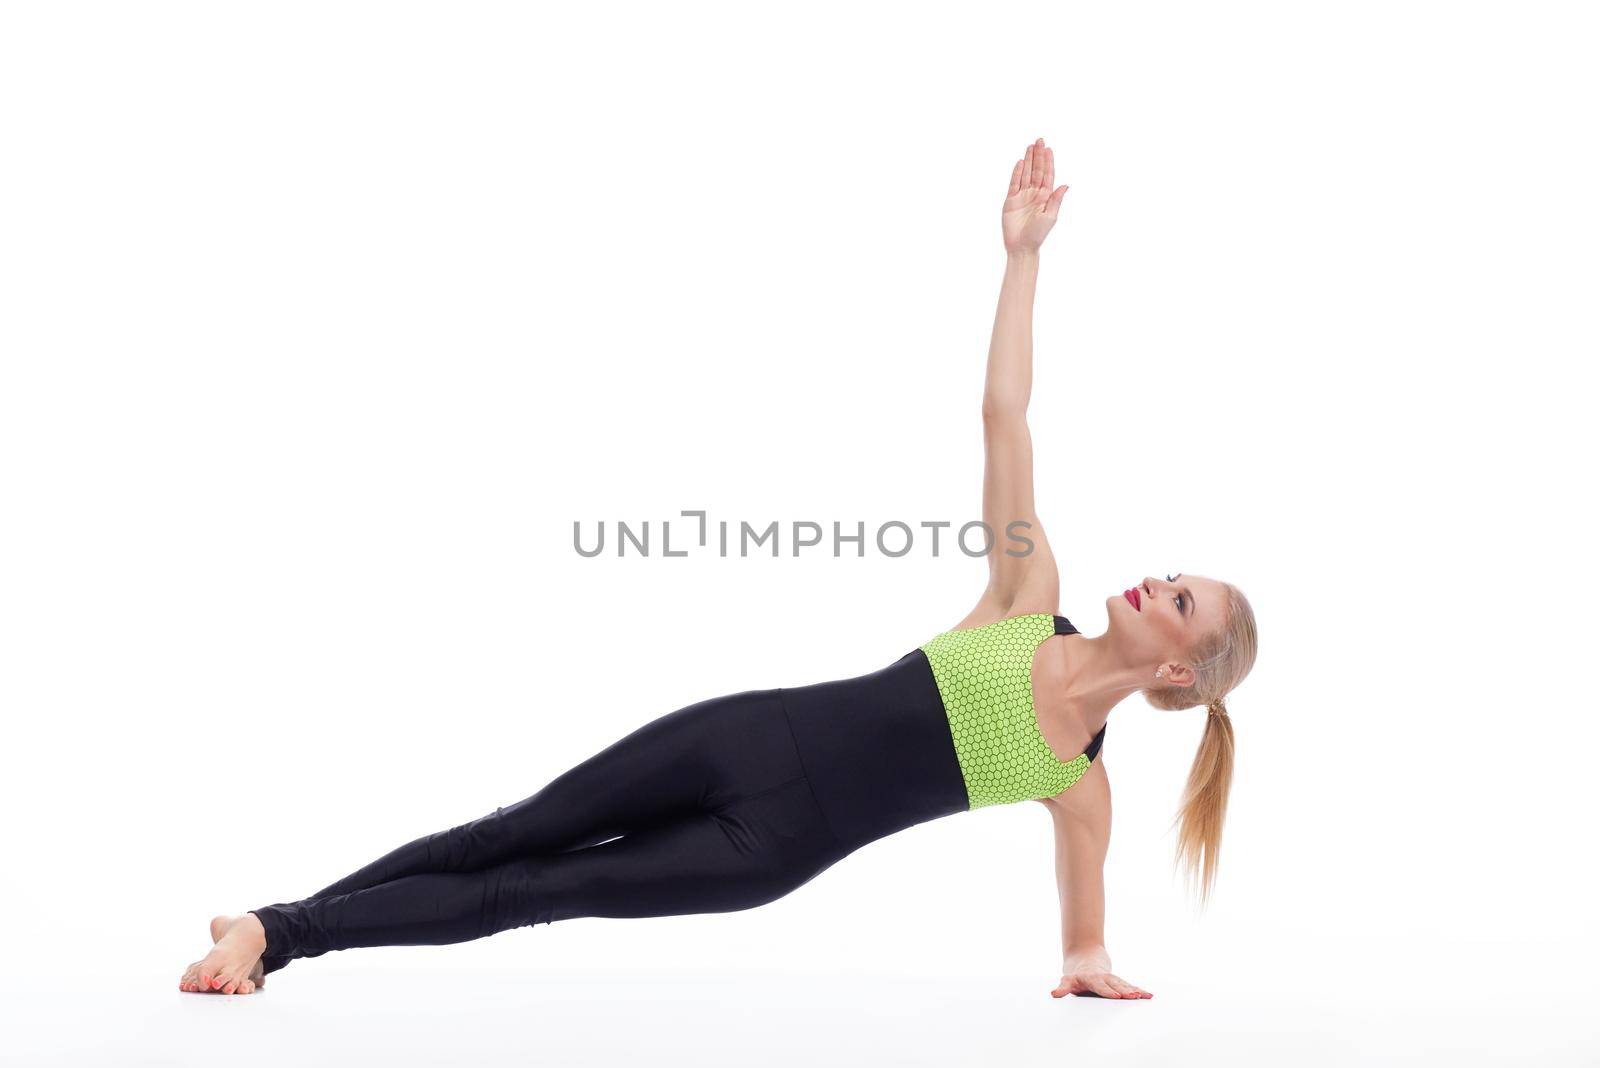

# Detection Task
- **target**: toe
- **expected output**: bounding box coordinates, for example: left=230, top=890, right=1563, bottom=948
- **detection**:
left=238, top=978, right=256, bottom=994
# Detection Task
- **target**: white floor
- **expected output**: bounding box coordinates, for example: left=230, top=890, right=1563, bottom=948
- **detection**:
left=9, top=959, right=1593, bottom=1066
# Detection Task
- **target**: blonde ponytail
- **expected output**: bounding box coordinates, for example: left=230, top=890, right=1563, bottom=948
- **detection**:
left=1142, top=583, right=1257, bottom=906
left=1172, top=702, right=1234, bottom=904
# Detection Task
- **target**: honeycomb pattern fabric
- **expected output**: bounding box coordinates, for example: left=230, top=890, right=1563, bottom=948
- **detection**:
left=919, top=613, right=1095, bottom=809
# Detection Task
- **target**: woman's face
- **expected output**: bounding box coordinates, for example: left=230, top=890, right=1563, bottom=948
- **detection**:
left=1104, top=573, right=1230, bottom=682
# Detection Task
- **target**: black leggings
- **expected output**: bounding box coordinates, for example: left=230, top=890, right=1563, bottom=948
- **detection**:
left=251, top=649, right=969, bottom=974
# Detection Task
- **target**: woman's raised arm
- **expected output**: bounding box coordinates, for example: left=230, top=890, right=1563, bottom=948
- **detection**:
left=962, top=139, right=1069, bottom=625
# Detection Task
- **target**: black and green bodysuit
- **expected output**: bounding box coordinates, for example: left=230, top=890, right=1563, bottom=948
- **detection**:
left=251, top=613, right=1106, bottom=974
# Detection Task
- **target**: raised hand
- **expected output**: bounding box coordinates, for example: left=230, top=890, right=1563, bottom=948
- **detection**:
left=1001, top=137, right=1069, bottom=254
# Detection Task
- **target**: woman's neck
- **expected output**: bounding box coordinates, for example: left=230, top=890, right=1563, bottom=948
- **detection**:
left=1054, top=631, right=1153, bottom=736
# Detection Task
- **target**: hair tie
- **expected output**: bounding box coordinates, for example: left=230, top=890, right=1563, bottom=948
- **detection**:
left=1207, top=701, right=1226, bottom=717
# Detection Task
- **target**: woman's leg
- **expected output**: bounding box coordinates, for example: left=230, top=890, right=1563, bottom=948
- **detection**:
left=250, top=687, right=844, bottom=973
left=251, top=777, right=841, bottom=967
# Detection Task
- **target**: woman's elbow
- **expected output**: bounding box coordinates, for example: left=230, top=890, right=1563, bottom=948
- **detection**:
left=981, top=399, right=1028, bottom=423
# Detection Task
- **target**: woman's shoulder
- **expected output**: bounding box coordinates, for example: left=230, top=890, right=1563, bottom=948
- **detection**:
left=941, top=577, right=1062, bottom=634
left=1005, top=588, right=1060, bottom=618
left=936, top=605, right=1061, bottom=637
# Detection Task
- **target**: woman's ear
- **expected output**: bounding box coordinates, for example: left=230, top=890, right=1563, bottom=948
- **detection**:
left=1161, top=663, right=1197, bottom=688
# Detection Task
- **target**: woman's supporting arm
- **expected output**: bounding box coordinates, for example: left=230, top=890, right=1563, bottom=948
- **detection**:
left=1044, top=759, right=1110, bottom=958
left=1040, top=763, right=1153, bottom=999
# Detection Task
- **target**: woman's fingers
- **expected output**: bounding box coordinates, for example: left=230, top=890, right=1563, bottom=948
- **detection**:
left=1089, top=974, right=1123, bottom=998
left=1106, top=973, right=1153, bottom=999
left=1009, top=139, right=1062, bottom=205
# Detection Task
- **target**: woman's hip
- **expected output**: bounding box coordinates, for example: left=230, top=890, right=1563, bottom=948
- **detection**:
left=779, top=649, right=969, bottom=855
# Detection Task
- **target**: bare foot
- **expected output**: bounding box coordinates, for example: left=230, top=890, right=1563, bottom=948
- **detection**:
left=178, top=913, right=266, bottom=994
left=210, top=914, right=266, bottom=989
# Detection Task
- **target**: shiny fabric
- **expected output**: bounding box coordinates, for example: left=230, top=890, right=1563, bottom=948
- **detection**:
left=251, top=647, right=968, bottom=974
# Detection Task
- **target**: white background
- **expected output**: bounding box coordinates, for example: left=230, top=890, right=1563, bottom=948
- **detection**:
left=2, top=1, right=1595, bottom=1065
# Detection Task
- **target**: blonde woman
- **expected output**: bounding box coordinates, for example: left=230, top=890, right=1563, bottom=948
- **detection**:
left=180, top=137, right=1257, bottom=1000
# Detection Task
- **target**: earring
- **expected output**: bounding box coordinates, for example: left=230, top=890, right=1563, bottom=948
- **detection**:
left=1155, top=670, right=1163, bottom=678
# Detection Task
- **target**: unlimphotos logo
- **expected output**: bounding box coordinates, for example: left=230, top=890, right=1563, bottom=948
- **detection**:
left=573, top=511, right=1036, bottom=559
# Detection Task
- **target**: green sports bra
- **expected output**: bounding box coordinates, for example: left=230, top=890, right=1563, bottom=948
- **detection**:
left=919, top=612, right=1107, bottom=809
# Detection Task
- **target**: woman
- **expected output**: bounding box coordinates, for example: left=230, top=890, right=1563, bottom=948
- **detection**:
left=179, top=137, right=1258, bottom=1000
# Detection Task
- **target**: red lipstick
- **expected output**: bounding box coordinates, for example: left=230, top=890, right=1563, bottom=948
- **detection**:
left=1124, top=587, right=1141, bottom=611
